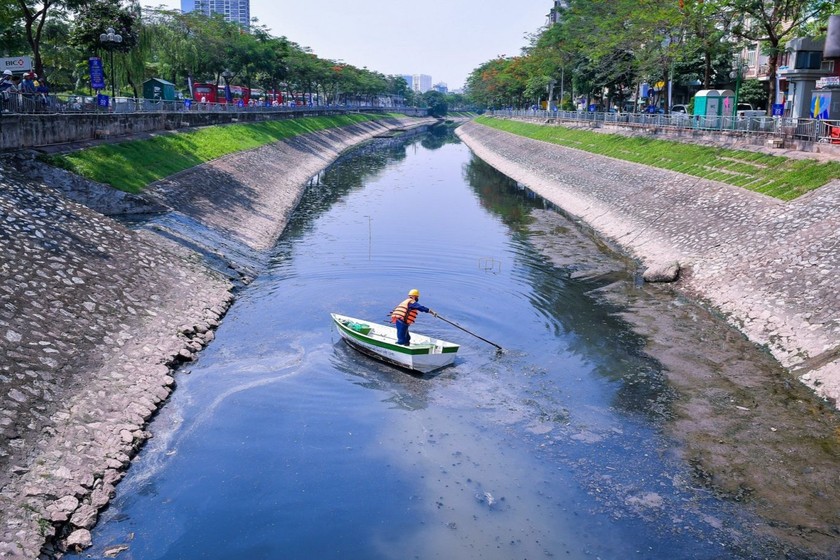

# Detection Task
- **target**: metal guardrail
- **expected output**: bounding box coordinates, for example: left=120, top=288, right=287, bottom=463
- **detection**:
left=1, top=92, right=423, bottom=116
left=488, top=109, right=840, bottom=145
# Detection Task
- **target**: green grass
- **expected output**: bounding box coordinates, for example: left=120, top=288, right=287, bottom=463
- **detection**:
left=43, top=113, right=398, bottom=193
left=476, top=116, right=840, bottom=201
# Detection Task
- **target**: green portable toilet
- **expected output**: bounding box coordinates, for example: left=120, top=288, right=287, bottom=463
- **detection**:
left=693, top=89, right=735, bottom=117
left=693, top=89, right=735, bottom=127
left=142, top=78, right=176, bottom=101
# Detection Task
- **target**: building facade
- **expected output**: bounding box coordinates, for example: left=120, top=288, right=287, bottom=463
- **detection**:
left=413, top=74, right=432, bottom=93
left=547, top=1, right=568, bottom=25
left=181, top=0, right=250, bottom=28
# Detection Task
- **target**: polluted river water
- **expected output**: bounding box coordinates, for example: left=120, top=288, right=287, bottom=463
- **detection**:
left=73, top=126, right=840, bottom=560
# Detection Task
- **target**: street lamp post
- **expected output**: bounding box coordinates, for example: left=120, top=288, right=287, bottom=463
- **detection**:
left=730, top=57, right=746, bottom=128
left=99, top=27, right=122, bottom=102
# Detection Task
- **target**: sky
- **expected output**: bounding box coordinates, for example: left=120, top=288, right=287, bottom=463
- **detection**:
left=148, top=0, right=553, bottom=90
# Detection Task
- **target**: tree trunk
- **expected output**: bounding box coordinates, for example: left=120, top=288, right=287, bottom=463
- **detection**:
left=17, top=0, right=52, bottom=79
left=766, top=40, right=779, bottom=110
left=704, top=50, right=712, bottom=89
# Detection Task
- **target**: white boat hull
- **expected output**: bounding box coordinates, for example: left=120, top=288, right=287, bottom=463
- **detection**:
left=331, top=313, right=459, bottom=373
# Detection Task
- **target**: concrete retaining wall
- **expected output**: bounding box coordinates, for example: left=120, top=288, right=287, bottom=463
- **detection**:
left=0, top=108, right=430, bottom=151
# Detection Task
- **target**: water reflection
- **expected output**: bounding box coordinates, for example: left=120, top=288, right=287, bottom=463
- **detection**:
left=461, top=155, right=674, bottom=421
left=73, top=126, right=770, bottom=560
left=329, top=340, right=434, bottom=411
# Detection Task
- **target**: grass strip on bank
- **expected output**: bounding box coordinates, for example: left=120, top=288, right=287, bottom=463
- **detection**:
left=475, top=115, right=840, bottom=201
left=42, top=113, right=397, bottom=193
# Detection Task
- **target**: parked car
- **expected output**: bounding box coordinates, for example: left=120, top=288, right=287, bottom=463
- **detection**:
left=671, top=104, right=689, bottom=114
left=736, top=103, right=765, bottom=118
left=64, top=95, right=96, bottom=111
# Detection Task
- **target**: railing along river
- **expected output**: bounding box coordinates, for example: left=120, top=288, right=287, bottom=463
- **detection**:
left=488, top=108, right=840, bottom=145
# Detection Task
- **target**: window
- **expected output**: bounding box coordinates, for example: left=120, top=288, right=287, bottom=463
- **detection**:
left=795, top=51, right=823, bottom=70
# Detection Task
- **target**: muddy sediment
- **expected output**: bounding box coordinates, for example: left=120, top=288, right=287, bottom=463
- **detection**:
left=468, top=123, right=840, bottom=558
left=529, top=207, right=840, bottom=557
left=456, top=121, right=840, bottom=403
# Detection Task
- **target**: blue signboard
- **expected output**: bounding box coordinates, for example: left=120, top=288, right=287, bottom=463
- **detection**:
left=811, top=93, right=830, bottom=119
left=772, top=103, right=784, bottom=117
left=89, top=57, right=105, bottom=90
left=97, top=94, right=109, bottom=107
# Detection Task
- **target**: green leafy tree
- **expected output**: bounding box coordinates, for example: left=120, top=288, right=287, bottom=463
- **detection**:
left=738, top=78, right=767, bottom=108
left=0, top=1, right=28, bottom=57
left=15, top=0, right=70, bottom=77
left=70, top=0, right=141, bottom=96
left=725, top=0, right=836, bottom=108
left=421, top=89, right=447, bottom=117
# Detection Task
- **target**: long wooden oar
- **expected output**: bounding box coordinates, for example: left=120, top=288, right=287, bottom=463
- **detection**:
left=433, top=313, right=503, bottom=351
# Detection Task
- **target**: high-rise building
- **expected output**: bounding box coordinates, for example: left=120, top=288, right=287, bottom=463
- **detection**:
left=413, top=74, right=432, bottom=93
left=433, top=82, right=448, bottom=94
left=547, top=1, right=568, bottom=25
left=182, top=0, right=250, bottom=29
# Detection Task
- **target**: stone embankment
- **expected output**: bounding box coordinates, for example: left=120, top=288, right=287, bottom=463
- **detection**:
left=457, top=120, right=840, bottom=406
left=0, top=115, right=436, bottom=559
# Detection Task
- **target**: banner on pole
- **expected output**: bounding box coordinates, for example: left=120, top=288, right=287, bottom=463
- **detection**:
left=89, top=57, right=105, bottom=90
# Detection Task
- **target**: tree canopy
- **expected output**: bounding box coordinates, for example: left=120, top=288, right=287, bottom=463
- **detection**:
left=465, top=0, right=838, bottom=111
left=0, top=0, right=418, bottom=107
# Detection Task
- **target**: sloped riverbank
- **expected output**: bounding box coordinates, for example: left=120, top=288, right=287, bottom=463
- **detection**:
left=0, top=115, right=437, bottom=558
left=457, top=120, right=840, bottom=406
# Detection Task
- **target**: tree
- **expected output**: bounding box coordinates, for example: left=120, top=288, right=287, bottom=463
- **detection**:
left=421, top=90, right=447, bottom=117
left=679, top=0, right=735, bottom=89
left=70, top=0, right=141, bottom=96
left=738, top=78, right=767, bottom=107
left=726, top=0, right=836, bottom=108
left=1, top=1, right=28, bottom=57
left=15, top=0, right=58, bottom=77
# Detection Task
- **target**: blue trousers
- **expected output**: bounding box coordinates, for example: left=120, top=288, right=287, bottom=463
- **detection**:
left=395, top=321, right=410, bottom=345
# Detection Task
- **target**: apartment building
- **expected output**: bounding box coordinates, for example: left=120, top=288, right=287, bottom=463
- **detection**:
left=181, top=0, right=250, bottom=29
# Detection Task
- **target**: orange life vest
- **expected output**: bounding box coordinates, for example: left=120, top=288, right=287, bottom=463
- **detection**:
left=391, top=298, right=419, bottom=325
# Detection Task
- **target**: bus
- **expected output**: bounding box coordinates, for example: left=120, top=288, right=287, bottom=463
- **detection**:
left=191, top=82, right=251, bottom=105
left=192, top=82, right=218, bottom=103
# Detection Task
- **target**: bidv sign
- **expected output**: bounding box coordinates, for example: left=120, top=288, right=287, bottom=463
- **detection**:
left=1, top=56, right=33, bottom=73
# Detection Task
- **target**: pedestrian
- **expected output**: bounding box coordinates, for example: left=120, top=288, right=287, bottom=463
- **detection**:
left=20, top=72, right=35, bottom=95
left=0, top=70, right=12, bottom=90
left=0, top=70, right=12, bottom=113
left=35, top=75, right=49, bottom=109
left=3, top=74, right=21, bottom=112
left=0, top=70, right=13, bottom=108
left=390, top=289, right=436, bottom=346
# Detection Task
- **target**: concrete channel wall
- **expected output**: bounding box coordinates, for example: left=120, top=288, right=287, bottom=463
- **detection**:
left=0, top=115, right=437, bottom=559
left=456, top=120, right=840, bottom=407
left=0, top=108, right=430, bottom=151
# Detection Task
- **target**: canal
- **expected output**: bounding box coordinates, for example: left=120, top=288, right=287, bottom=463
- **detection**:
left=76, top=126, right=809, bottom=559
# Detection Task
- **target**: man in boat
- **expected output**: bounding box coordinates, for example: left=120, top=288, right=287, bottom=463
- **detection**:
left=391, top=289, right=436, bottom=346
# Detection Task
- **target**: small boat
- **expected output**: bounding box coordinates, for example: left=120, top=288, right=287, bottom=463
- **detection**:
left=331, top=313, right=459, bottom=373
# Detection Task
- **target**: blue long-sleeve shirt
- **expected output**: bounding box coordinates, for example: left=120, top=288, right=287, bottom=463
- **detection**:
left=407, top=301, right=430, bottom=315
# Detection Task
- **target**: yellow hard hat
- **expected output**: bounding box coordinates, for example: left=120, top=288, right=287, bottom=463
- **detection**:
left=408, top=289, right=420, bottom=297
